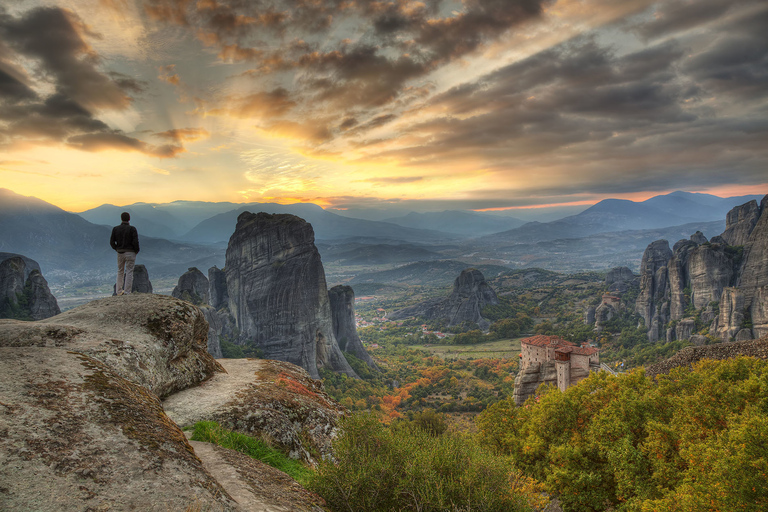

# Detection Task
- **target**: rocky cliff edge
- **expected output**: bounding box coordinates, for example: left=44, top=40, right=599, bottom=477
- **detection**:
left=0, top=294, right=332, bottom=511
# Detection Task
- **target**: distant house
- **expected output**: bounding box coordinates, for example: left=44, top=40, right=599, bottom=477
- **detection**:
left=519, top=335, right=600, bottom=392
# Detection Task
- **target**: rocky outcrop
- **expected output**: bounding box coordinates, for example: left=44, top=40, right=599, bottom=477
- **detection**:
left=172, top=267, right=210, bottom=305
left=201, top=306, right=233, bottom=359
left=645, top=336, right=768, bottom=380
left=635, top=240, right=673, bottom=342
left=721, top=200, right=760, bottom=246
left=594, top=303, right=615, bottom=331
left=112, top=264, right=153, bottom=295
left=690, top=231, right=708, bottom=245
left=0, top=294, right=223, bottom=398
left=0, top=256, right=59, bottom=320
left=208, top=265, right=229, bottom=310
left=328, top=285, right=377, bottom=369
left=737, top=196, right=768, bottom=308
left=513, top=362, right=557, bottom=406
left=715, top=287, right=746, bottom=341
left=584, top=305, right=596, bottom=325
left=0, top=293, right=336, bottom=511
left=635, top=194, right=768, bottom=342
left=751, top=286, right=768, bottom=339
left=389, top=268, right=499, bottom=331
left=675, top=318, right=696, bottom=341
left=225, top=212, right=356, bottom=379
left=0, top=295, right=232, bottom=510
left=605, top=266, right=637, bottom=293
left=163, top=358, right=346, bottom=465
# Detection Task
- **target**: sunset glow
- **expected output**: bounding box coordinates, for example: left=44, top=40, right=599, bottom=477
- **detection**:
left=1, top=0, right=766, bottom=211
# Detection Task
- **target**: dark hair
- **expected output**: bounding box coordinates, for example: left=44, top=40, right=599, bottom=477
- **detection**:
left=121, top=212, right=130, bottom=222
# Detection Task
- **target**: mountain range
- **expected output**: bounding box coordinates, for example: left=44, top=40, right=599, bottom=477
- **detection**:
left=1, top=188, right=764, bottom=290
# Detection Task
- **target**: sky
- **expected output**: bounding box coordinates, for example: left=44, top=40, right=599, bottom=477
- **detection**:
left=0, top=0, right=767, bottom=213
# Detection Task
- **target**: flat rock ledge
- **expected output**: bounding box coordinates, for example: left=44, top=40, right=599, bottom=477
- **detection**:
left=164, top=358, right=347, bottom=465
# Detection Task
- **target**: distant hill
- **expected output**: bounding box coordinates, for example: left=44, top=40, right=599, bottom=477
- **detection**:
left=383, top=210, right=525, bottom=236
left=321, top=243, right=443, bottom=265
left=482, top=191, right=763, bottom=244
left=350, top=260, right=514, bottom=287
left=180, top=204, right=454, bottom=243
left=0, top=189, right=224, bottom=284
left=77, top=201, right=242, bottom=239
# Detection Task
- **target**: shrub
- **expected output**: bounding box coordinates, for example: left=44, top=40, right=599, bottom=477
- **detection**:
left=308, top=413, right=535, bottom=512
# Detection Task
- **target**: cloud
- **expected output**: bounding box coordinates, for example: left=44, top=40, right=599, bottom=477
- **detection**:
left=363, top=176, right=424, bottom=184
left=0, top=6, right=133, bottom=111
left=67, top=132, right=184, bottom=157
left=0, top=6, right=190, bottom=158
left=154, top=127, right=210, bottom=142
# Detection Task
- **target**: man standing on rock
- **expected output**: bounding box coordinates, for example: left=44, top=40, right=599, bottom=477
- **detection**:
left=110, top=212, right=140, bottom=295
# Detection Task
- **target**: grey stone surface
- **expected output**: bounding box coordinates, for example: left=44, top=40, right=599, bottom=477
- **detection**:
left=225, top=212, right=356, bottom=379
left=328, top=285, right=377, bottom=369
left=388, top=268, right=499, bottom=331
left=172, top=267, right=210, bottom=305
left=737, top=195, right=768, bottom=309
left=513, top=361, right=557, bottom=406
left=0, top=256, right=59, bottom=320
left=208, top=265, right=229, bottom=310
left=721, top=199, right=760, bottom=246
left=635, top=240, right=673, bottom=342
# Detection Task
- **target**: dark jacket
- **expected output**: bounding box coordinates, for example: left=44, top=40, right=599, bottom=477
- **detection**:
left=110, top=222, right=140, bottom=254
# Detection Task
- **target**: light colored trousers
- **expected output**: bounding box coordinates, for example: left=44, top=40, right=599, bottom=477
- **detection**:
left=117, top=251, right=137, bottom=294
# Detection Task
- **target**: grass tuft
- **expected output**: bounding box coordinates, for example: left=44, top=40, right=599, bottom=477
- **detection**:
left=190, top=421, right=311, bottom=484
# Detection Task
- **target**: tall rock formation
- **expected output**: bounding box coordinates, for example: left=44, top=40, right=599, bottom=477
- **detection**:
left=328, top=285, right=377, bottom=369
left=172, top=267, right=209, bottom=305
left=721, top=199, right=760, bottom=246
left=636, top=194, right=768, bottom=342
left=225, top=212, right=356, bottom=379
left=388, top=268, right=500, bottom=331
left=605, top=266, right=637, bottom=293
left=208, top=266, right=229, bottom=310
left=635, top=240, right=673, bottom=342
left=0, top=256, right=60, bottom=320
left=737, top=195, right=768, bottom=308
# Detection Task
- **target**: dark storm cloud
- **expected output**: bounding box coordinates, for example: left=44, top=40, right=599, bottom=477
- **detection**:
left=0, top=6, right=188, bottom=158
left=143, top=0, right=548, bottom=115
left=67, top=132, right=184, bottom=158
left=633, top=0, right=735, bottom=41
left=154, top=127, right=210, bottom=142
left=0, top=6, right=132, bottom=111
left=681, top=6, right=768, bottom=101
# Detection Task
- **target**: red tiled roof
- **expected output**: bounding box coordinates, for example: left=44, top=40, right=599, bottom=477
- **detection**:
left=520, top=335, right=575, bottom=348
left=555, top=345, right=599, bottom=356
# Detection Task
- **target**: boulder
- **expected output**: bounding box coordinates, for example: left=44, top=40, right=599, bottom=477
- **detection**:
left=0, top=294, right=224, bottom=399
left=0, top=256, right=60, bottom=320
left=225, top=212, right=356, bottom=379
left=163, top=358, right=346, bottom=465
left=172, top=267, right=209, bottom=305
left=26, top=269, right=61, bottom=320
left=735, top=329, right=753, bottom=341
left=389, top=268, right=499, bottom=331
left=328, top=285, right=377, bottom=369
left=689, top=334, right=709, bottom=346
